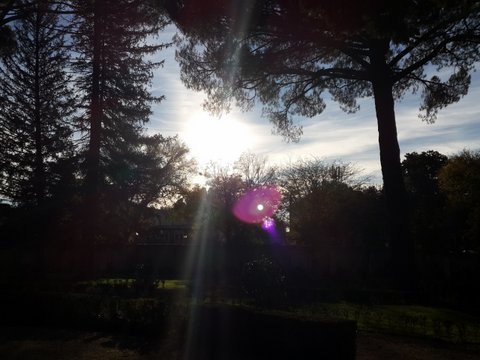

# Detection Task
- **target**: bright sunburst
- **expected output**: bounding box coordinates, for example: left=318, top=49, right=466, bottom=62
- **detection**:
left=182, top=111, right=254, bottom=166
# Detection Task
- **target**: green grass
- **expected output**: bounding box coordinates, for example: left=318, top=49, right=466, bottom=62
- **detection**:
left=71, top=280, right=480, bottom=345
left=76, top=278, right=188, bottom=290
left=159, top=280, right=188, bottom=290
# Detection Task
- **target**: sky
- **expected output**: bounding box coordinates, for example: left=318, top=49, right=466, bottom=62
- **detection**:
left=148, top=25, right=480, bottom=185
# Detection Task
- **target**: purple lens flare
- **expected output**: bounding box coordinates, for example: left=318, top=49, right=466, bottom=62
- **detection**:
left=232, top=186, right=282, bottom=224
left=261, top=217, right=275, bottom=230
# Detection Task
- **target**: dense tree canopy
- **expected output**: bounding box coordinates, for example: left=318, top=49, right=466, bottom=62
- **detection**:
left=277, top=158, right=378, bottom=246
left=439, top=150, right=480, bottom=252
left=402, top=151, right=448, bottom=252
left=0, top=1, right=196, bottom=276
left=403, top=151, right=448, bottom=198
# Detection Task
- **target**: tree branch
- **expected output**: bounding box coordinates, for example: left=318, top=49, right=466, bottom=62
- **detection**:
left=392, top=39, right=450, bottom=82
left=389, top=20, right=455, bottom=67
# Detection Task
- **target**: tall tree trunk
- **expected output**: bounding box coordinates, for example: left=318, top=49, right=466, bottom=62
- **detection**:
left=86, top=0, right=102, bottom=199
left=32, top=5, right=46, bottom=278
left=33, top=6, right=44, bottom=206
left=370, top=44, right=415, bottom=290
left=83, top=0, right=104, bottom=278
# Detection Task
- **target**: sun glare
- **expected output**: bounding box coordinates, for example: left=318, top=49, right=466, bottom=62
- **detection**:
left=182, top=111, right=254, bottom=166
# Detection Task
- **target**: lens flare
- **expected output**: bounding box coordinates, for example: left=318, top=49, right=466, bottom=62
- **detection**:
left=232, top=186, right=282, bottom=224
left=261, top=217, right=275, bottom=230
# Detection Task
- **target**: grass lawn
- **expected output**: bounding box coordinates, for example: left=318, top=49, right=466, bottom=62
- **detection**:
left=76, top=279, right=480, bottom=346
left=16, top=277, right=480, bottom=348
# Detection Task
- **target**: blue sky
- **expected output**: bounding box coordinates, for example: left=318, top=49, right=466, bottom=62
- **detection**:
left=148, top=26, right=480, bottom=185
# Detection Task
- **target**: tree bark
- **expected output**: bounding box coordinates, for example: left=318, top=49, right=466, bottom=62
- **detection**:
left=370, top=44, right=415, bottom=290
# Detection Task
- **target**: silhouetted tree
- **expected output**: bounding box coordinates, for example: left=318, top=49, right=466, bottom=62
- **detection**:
left=403, top=151, right=448, bottom=198
left=278, top=158, right=384, bottom=283
left=130, top=134, right=196, bottom=208
left=1, top=1, right=25, bottom=56
left=1, top=1, right=38, bottom=27
left=166, top=0, right=480, bottom=287
left=402, top=151, right=448, bottom=252
left=99, top=134, right=196, bottom=243
left=170, top=184, right=208, bottom=224
left=0, top=24, right=15, bottom=57
left=71, top=0, right=169, bottom=252
left=1, top=1, right=77, bottom=55
left=234, top=151, right=277, bottom=188
left=203, top=159, right=277, bottom=246
left=439, top=149, right=480, bottom=253
left=0, top=1, right=77, bottom=276
left=0, top=0, right=75, bottom=206
left=206, top=162, right=246, bottom=243
left=278, top=158, right=368, bottom=244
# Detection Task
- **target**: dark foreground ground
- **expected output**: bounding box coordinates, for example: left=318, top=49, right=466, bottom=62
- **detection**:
left=0, top=325, right=479, bottom=360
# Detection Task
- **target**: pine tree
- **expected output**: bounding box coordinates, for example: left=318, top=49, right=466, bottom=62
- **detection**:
left=166, top=0, right=480, bottom=288
left=0, top=0, right=76, bottom=206
left=71, top=0, right=170, bottom=247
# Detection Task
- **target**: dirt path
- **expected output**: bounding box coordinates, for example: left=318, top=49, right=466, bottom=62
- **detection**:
left=1, top=326, right=479, bottom=359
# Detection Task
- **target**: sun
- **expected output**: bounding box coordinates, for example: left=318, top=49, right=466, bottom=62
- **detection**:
left=182, top=111, right=254, bottom=166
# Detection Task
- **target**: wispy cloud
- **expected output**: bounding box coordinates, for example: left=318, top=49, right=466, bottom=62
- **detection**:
left=148, top=28, right=480, bottom=185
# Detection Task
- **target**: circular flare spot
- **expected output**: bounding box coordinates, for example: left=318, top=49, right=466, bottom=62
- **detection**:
left=232, top=186, right=282, bottom=224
